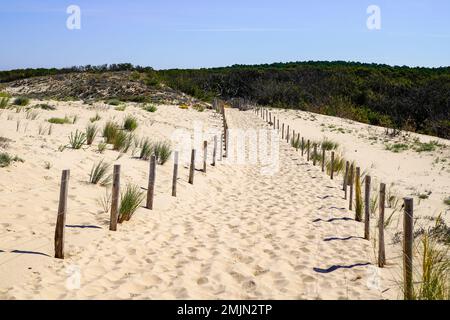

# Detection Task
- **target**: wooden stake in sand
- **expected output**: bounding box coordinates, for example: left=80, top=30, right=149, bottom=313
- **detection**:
left=321, top=148, right=325, bottom=172
left=172, top=152, right=179, bottom=197
left=277, top=119, right=279, bottom=131
left=301, top=137, right=304, bottom=156
left=403, top=197, right=414, bottom=300
left=378, top=183, right=386, bottom=268
left=203, top=141, right=208, bottom=173
left=349, top=164, right=354, bottom=210
left=343, top=161, right=349, bottom=197
left=55, top=169, right=69, bottom=259
left=296, top=133, right=300, bottom=151
left=286, top=125, right=290, bottom=143
left=189, top=149, right=196, bottom=184
left=212, top=136, right=217, bottom=166
left=307, top=140, right=310, bottom=162
left=330, top=152, right=335, bottom=180
left=364, top=175, right=371, bottom=240
left=282, top=124, right=285, bottom=140
left=146, top=155, right=156, bottom=210
left=313, top=144, right=317, bottom=166
left=109, top=165, right=120, bottom=231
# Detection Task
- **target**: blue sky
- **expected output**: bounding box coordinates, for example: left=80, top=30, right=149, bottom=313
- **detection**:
left=0, top=0, right=449, bottom=70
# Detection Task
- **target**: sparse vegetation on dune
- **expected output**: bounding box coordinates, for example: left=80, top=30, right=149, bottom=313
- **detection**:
left=118, top=184, right=145, bottom=223
left=139, top=138, right=153, bottom=160
left=13, top=96, right=29, bottom=106
left=90, top=113, right=101, bottom=122
left=0, top=152, right=24, bottom=168
left=0, top=136, right=12, bottom=149
left=105, top=98, right=122, bottom=106
left=48, top=116, right=72, bottom=125
left=89, top=160, right=112, bottom=186
left=321, top=138, right=339, bottom=151
left=86, top=124, right=98, bottom=145
left=33, top=103, right=56, bottom=111
left=143, top=104, right=157, bottom=113
left=0, top=97, right=9, bottom=109
left=103, top=121, right=119, bottom=144
left=153, top=141, right=172, bottom=165
left=123, top=116, right=138, bottom=131
left=112, top=130, right=133, bottom=153
left=68, top=130, right=86, bottom=149
left=325, top=153, right=345, bottom=175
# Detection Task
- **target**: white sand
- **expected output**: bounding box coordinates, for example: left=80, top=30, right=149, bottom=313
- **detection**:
left=2, top=100, right=443, bottom=299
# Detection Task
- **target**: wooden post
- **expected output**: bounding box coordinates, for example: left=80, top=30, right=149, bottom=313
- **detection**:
left=343, top=161, right=349, bottom=197
left=292, top=130, right=295, bottom=147
left=146, top=155, right=156, bottom=210
left=219, top=134, right=223, bottom=160
left=330, top=152, right=335, bottom=180
left=296, top=133, right=300, bottom=151
left=307, top=140, right=310, bottom=162
left=172, top=152, right=179, bottom=197
left=364, top=175, right=371, bottom=240
left=55, top=170, right=69, bottom=259
left=378, top=183, right=386, bottom=268
left=286, top=125, right=290, bottom=143
left=313, top=144, right=317, bottom=166
left=212, top=136, right=217, bottom=166
left=403, top=197, right=414, bottom=300
left=349, top=164, right=354, bottom=210
left=277, top=119, right=279, bottom=131
left=301, top=137, right=304, bottom=156
left=269, top=112, right=272, bottom=124
left=189, top=149, right=196, bottom=184
left=203, top=141, right=208, bottom=173
left=109, top=165, right=120, bottom=231
left=282, top=124, right=285, bottom=140
left=321, top=148, right=325, bottom=172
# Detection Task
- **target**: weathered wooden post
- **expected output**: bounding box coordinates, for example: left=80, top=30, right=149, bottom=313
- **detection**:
left=282, top=124, right=285, bottom=140
left=301, top=137, right=304, bottom=156
left=203, top=141, right=208, bottom=173
left=172, top=152, right=179, bottom=197
left=349, top=164, right=354, bottom=210
left=212, top=136, right=217, bottom=166
left=364, top=175, right=371, bottom=240
left=146, top=155, right=156, bottom=210
left=313, top=144, right=317, bottom=166
left=55, top=169, right=70, bottom=259
left=343, top=161, right=349, bottom=198
left=307, top=140, right=310, bottom=162
left=277, top=119, right=279, bottom=131
left=403, top=197, right=414, bottom=300
left=189, top=149, right=196, bottom=184
left=378, top=183, right=386, bottom=268
left=286, top=125, right=290, bottom=143
left=321, top=148, right=325, bottom=172
left=109, top=165, right=120, bottom=231
left=292, top=130, right=295, bottom=147
left=330, top=152, right=335, bottom=180
left=296, top=133, right=300, bottom=151
left=269, top=112, right=272, bottom=124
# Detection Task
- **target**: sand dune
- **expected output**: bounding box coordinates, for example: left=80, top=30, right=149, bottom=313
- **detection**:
left=0, top=101, right=418, bottom=299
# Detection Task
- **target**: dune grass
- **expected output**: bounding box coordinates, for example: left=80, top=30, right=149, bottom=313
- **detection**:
left=13, top=97, right=30, bottom=106
left=106, top=98, right=122, bottom=106
left=103, top=121, right=119, bottom=144
left=144, top=104, right=157, bottom=113
left=321, top=138, right=339, bottom=151
left=326, top=153, right=345, bottom=175
left=90, top=113, right=101, bottom=122
left=0, top=152, right=24, bottom=168
left=0, top=97, right=9, bottom=109
left=153, top=141, right=172, bottom=165
left=97, top=188, right=112, bottom=213
left=139, top=138, right=153, bottom=160
left=97, top=142, right=107, bottom=154
left=113, top=130, right=133, bottom=153
left=34, top=103, right=56, bottom=111
left=118, top=184, right=145, bottom=223
left=193, top=104, right=205, bottom=112
left=123, top=116, right=138, bottom=131
left=68, top=130, right=86, bottom=149
left=89, top=160, right=112, bottom=186
left=86, top=124, right=98, bottom=145
left=48, top=116, right=72, bottom=125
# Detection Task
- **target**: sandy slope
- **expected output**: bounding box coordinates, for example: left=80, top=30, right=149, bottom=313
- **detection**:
left=0, top=101, right=400, bottom=299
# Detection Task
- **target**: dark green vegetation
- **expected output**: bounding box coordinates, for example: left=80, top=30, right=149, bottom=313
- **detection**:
left=2, top=61, right=449, bottom=138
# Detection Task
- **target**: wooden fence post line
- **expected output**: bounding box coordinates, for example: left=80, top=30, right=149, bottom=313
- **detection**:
left=321, top=148, right=325, bottom=172
left=378, top=183, right=386, bottom=268
left=203, top=141, right=208, bottom=173
left=349, top=164, right=354, bottom=210
left=109, top=165, right=120, bottom=231
left=330, top=152, right=335, bottom=179
left=212, top=136, right=217, bottom=166
left=146, top=155, right=156, bottom=210
left=189, top=149, right=196, bottom=184
left=307, top=140, right=310, bottom=162
left=364, top=175, right=371, bottom=240
left=403, top=197, right=414, bottom=300
left=313, top=144, right=317, bottom=166
left=172, top=152, right=179, bottom=197
left=55, top=169, right=70, bottom=259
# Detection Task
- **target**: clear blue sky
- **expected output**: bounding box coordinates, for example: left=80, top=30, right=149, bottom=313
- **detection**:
left=0, top=0, right=449, bottom=70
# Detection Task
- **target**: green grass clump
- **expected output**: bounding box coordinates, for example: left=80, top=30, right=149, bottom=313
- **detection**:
left=291, top=136, right=301, bottom=149
left=25, top=110, right=40, bottom=120
left=414, top=141, right=442, bottom=153
left=193, top=104, right=205, bottom=112
left=113, top=131, right=133, bottom=153
left=89, top=160, right=112, bottom=186
left=34, top=103, right=56, bottom=111
left=385, top=143, right=409, bottom=153
left=144, top=104, right=157, bottom=113
left=90, top=113, right=101, bottom=122
left=48, top=116, right=72, bottom=124
left=123, top=116, right=138, bottom=131
left=139, top=138, right=153, bottom=160
left=118, top=184, right=145, bottom=223
left=103, top=121, right=119, bottom=144
left=326, top=153, right=345, bottom=175
left=115, top=105, right=126, bottom=111
left=321, top=138, right=339, bottom=151
left=153, top=141, right=172, bottom=165
left=444, top=197, right=450, bottom=206
left=13, top=97, right=30, bottom=106
left=68, top=130, right=86, bottom=149
left=86, top=124, right=98, bottom=145
left=0, top=152, right=24, bottom=168
left=0, top=92, right=11, bottom=98
left=0, top=97, right=10, bottom=109
left=412, top=232, right=450, bottom=300
left=97, top=142, right=107, bottom=154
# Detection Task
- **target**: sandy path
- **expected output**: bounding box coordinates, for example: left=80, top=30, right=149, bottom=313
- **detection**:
left=1, top=104, right=395, bottom=299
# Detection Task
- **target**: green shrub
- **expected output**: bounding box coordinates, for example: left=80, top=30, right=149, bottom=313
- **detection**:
left=48, top=116, right=71, bottom=124
left=68, top=130, right=86, bottom=149
left=118, top=184, right=145, bottom=223
left=106, top=98, right=122, bottom=106
left=144, top=104, right=157, bottom=113
left=89, top=160, right=112, bottom=186
left=153, top=141, right=172, bottom=165
left=13, top=97, right=29, bottom=106
left=86, top=124, right=98, bottom=145
left=103, top=121, right=119, bottom=144
left=123, top=116, right=138, bottom=131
